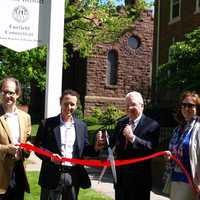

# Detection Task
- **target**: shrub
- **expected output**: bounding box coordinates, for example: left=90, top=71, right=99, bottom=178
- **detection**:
left=74, top=105, right=84, bottom=120
left=99, top=105, right=124, bottom=127
left=83, top=116, right=99, bottom=126
left=86, top=105, right=125, bottom=129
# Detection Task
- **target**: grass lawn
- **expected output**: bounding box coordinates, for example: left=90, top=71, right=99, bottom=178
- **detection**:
left=31, top=124, right=39, bottom=137
left=25, top=171, right=112, bottom=200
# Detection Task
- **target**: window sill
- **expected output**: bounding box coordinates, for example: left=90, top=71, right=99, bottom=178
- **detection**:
left=105, top=85, right=118, bottom=89
left=194, top=9, right=200, bottom=14
left=168, top=16, right=181, bottom=25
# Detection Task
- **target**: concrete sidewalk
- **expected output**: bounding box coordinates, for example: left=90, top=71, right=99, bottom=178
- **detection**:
left=26, top=152, right=169, bottom=200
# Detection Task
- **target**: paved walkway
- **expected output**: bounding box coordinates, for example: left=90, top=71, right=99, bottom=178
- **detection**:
left=26, top=153, right=169, bottom=200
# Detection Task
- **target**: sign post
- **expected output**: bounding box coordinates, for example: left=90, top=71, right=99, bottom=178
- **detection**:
left=45, top=0, right=65, bottom=118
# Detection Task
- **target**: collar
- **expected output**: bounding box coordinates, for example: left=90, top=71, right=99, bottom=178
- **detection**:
left=5, top=112, right=18, bottom=118
left=60, top=115, right=75, bottom=126
left=129, top=113, right=142, bottom=124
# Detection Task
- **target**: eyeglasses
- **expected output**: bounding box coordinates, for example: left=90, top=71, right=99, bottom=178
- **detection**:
left=1, top=90, right=16, bottom=97
left=181, top=103, right=196, bottom=109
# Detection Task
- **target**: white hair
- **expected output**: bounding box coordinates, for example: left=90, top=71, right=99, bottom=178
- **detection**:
left=125, top=91, right=144, bottom=105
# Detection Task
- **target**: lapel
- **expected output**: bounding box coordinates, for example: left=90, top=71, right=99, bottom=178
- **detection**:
left=134, top=114, right=146, bottom=137
left=16, top=109, right=26, bottom=143
left=121, top=117, right=129, bottom=130
left=52, top=116, right=84, bottom=156
left=0, top=105, right=13, bottom=143
left=52, top=115, right=62, bottom=153
left=74, top=118, right=84, bottom=155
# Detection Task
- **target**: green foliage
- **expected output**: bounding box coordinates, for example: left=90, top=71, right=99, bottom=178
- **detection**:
left=99, top=105, right=124, bottom=126
left=31, top=124, right=39, bottom=137
left=25, top=171, right=40, bottom=200
left=158, top=27, right=200, bottom=91
left=74, top=104, right=84, bottom=120
left=64, top=0, right=146, bottom=57
left=0, top=46, right=47, bottom=91
left=0, top=0, right=146, bottom=93
left=84, top=116, right=99, bottom=126
left=86, top=105, right=124, bottom=128
left=79, top=189, right=112, bottom=200
left=91, top=107, right=103, bottom=121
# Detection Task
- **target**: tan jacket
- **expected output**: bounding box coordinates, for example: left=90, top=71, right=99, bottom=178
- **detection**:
left=0, top=105, right=31, bottom=194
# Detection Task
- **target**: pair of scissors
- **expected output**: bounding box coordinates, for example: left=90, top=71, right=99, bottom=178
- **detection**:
left=98, top=130, right=117, bottom=184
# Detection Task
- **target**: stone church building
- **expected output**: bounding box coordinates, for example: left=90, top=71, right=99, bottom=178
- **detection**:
left=62, top=10, right=154, bottom=116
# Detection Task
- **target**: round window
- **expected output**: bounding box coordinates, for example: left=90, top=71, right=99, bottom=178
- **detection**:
left=128, top=36, right=140, bottom=49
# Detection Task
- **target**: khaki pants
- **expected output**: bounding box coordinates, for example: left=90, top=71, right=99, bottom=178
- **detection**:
left=170, top=181, right=197, bottom=200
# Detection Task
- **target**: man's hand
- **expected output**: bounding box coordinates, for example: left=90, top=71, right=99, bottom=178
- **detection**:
left=7, top=144, right=18, bottom=156
left=95, top=131, right=107, bottom=151
left=123, top=124, right=136, bottom=143
left=20, top=141, right=33, bottom=158
left=51, top=153, right=62, bottom=164
left=6, top=144, right=23, bottom=160
left=164, top=150, right=172, bottom=160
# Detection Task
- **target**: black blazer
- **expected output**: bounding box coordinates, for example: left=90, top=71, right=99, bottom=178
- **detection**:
left=34, top=115, right=97, bottom=189
left=111, top=114, right=160, bottom=190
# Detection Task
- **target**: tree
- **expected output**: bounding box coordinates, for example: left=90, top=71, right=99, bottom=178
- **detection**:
left=0, top=46, right=46, bottom=91
left=158, top=27, right=200, bottom=91
left=0, top=47, right=47, bottom=108
left=0, top=0, right=147, bottom=106
left=64, top=0, right=146, bottom=59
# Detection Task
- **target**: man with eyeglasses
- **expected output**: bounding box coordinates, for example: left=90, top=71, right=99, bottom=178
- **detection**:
left=0, top=77, right=31, bottom=200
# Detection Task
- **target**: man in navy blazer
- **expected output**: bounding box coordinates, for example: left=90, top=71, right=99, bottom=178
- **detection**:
left=110, top=91, right=160, bottom=200
left=34, top=89, right=103, bottom=200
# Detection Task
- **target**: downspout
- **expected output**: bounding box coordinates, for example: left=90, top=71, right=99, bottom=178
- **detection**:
left=155, top=0, right=160, bottom=104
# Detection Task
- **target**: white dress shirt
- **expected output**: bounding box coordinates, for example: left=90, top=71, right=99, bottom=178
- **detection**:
left=60, top=116, right=76, bottom=166
left=5, top=112, right=20, bottom=144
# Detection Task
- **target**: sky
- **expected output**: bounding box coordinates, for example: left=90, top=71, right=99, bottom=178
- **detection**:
left=114, top=0, right=154, bottom=6
left=146, top=0, right=154, bottom=3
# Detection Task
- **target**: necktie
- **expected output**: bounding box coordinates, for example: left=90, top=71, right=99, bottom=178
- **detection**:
left=124, top=120, right=135, bottom=149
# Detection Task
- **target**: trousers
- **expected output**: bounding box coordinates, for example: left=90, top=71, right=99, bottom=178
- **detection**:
left=0, top=162, right=25, bottom=200
left=40, top=173, right=79, bottom=200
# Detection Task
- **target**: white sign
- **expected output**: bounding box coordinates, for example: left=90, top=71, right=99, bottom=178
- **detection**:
left=0, top=0, right=50, bottom=52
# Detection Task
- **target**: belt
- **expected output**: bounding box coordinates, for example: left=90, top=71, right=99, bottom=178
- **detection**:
left=59, top=165, right=74, bottom=173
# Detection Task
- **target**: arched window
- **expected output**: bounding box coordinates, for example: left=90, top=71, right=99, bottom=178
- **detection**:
left=170, top=0, right=181, bottom=22
left=107, top=50, right=118, bottom=85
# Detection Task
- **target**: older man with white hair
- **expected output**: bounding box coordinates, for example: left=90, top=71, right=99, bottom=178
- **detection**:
left=110, top=91, right=160, bottom=200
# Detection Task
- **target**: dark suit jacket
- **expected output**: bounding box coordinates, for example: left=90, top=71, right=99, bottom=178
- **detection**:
left=111, top=114, right=160, bottom=190
left=34, top=115, right=97, bottom=189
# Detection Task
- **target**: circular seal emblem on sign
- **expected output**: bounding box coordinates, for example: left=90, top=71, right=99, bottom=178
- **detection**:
left=12, top=6, right=29, bottom=23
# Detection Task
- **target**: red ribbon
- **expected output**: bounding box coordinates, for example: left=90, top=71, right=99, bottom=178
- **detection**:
left=17, top=143, right=198, bottom=193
